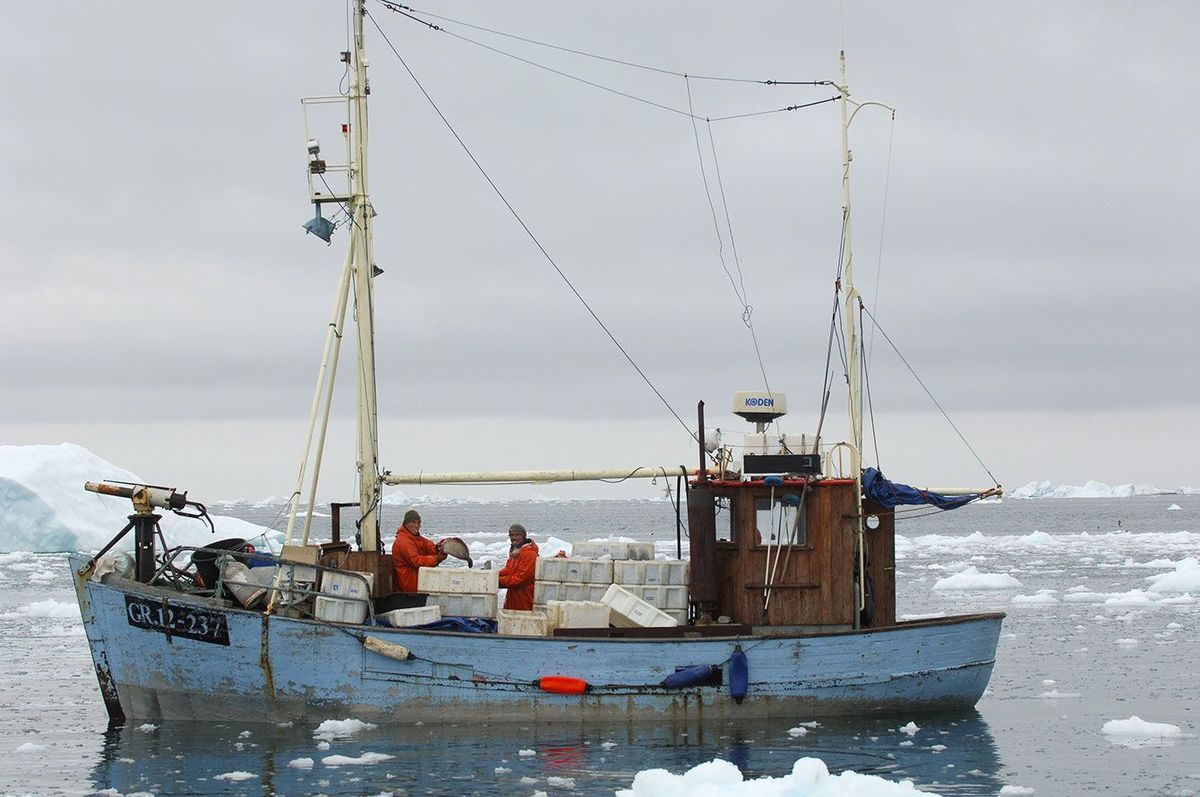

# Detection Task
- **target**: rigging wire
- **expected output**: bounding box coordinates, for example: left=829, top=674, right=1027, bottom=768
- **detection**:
left=377, top=0, right=834, bottom=87
left=859, top=304, right=1000, bottom=486
left=865, top=112, right=896, bottom=366
left=860, top=301, right=882, bottom=471
left=683, top=78, right=777, bottom=425
left=373, top=0, right=834, bottom=124
left=365, top=8, right=700, bottom=445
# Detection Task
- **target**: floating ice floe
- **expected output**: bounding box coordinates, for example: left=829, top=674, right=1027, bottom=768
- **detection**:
left=288, top=758, right=315, bottom=769
left=899, top=722, right=920, bottom=737
left=1012, top=593, right=1059, bottom=605
left=999, top=787, right=1036, bottom=795
left=15, top=742, right=46, bottom=752
left=933, top=566, right=1022, bottom=590
left=1101, top=716, right=1182, bottom=747
left=322, top=752, right=394, bottom=765
left=616, top=757, right=939, bottom=797
left=1167, top=504, right=1182, bottom=511
left=313, top=718, right=377, bottom=740
left=1145, top=557, right=1200, bottom=593
left=1037, top=690, right=1081, bottom=698
left=214, top=771, right=258, bottom=781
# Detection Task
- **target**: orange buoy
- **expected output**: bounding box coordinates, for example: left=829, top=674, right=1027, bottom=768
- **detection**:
left=538, top=675, right=588, bottom=695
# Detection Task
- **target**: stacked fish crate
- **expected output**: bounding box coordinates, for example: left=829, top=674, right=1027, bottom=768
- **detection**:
left=314, top=570, right=375, bottom=624
left=532, top=540, right=690, bottom=629
left=417, top=567, right=499, bottom=619
left=611, top=559, right=690, bottom=625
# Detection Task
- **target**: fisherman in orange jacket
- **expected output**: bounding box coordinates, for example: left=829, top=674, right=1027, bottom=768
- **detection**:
left=498, top=523, right=539, bottom=611
left=391, top=509, right=446, bottom=593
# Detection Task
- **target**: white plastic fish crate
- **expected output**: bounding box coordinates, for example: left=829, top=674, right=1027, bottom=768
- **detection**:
left=628, top=584, right=689, bottom=611
left=418, top=567, right=499, bottom=594
left=314, top=594, right=369, bottom=625
left=320, top=570, right=374, bottom=600
left=665, top=608, right=689, bottom=625
left=544, top=600, right=610, bottom=630
left=572, top=541, right=655, bottom=561
left=613, top=560, right=689, bottom=586
left=429, top=592, right=497, bottom=619
left=497, top=609, right=549, bottom=637
left=601, top=583, right=677, bottom=628
left=379, top=605, right=442, bottom=628
left=534, top=580, right=560, bottom=604
left=537, top=557, right=614, bottom=584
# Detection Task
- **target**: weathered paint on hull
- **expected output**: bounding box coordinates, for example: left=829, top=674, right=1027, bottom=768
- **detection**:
left=71, top=556, right=1003, bottom=724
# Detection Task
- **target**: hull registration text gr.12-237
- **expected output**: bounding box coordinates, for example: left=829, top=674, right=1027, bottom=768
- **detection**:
left=124, top=595, right=230, bottom=645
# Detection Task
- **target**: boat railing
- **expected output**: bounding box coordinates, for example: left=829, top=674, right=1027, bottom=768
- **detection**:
left=151, top=544, right=376, bottom=624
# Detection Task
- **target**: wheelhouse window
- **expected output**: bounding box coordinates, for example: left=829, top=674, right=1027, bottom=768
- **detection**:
left=715, top=497, right=733, bottom=542
left=756, top=494, right=807, bottom=547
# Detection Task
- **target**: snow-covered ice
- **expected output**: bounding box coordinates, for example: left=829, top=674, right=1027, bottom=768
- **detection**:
left=616, top=757, right=939, bottom=796
left=0, top=444, right=276, bottom=552
left=322, top=752, right=394, bottom=765
left=1102, top=716, right=1182, bottom=746
left=313, top=718, right=377, bottom=740
left=1145, top=558, right=1200, bottom=593
left=933, top=566, right=1022, bottom=590
left=214, top=771, right=258, bottom=781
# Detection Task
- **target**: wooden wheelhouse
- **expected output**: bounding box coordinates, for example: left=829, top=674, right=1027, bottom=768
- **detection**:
left=687, top=477, right=895, bottom=631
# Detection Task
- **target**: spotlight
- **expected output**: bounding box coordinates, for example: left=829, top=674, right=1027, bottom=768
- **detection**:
left=302, top=205, right=334, bottom=243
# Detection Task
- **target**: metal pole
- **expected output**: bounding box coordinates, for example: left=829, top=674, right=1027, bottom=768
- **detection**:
left=350, top=0, right=382, bottom=552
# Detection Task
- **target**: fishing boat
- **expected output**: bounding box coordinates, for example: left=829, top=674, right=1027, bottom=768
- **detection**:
left=69, top=1, right=1004, bottom=724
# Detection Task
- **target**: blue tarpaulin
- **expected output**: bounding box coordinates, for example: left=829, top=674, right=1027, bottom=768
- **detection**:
left=861, top=467, right=979, bottom=510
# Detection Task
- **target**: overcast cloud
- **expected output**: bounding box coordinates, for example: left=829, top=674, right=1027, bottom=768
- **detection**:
left=2, top=1, right=1198, bottom=502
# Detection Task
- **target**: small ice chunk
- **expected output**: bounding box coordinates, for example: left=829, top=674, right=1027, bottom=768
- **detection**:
left=1042, top=679, right=1056, bottom=686
left=1167, top=504, right=1182, bottom=511
left=314, top=718, right=377, bottom=740
left=1038, top=690, right=1081, bottom=698
left=547, top=776, right=576, bottom=787
left=494, top=767, right=511, bottom=774
left=322, top=752, right=394, bottom=765
left=786, top=727, right=808, bottom=737
left=288, top=758, right=315, bottom=769
left=999, top=787, right=1036, bottom=795
left=15, top=742, right=46, bottom=752
left=930, top=744, right=947, bottom=752
left=600, top=741, right=617, bottom=749
left=899, top=721, right=920, bottom=736
left=238, top=730, right=252, bottom=738
left=1115, top=638, right=1138, bottom=646
left=518, top=748, right=536, bottom=757
left=138, top=723, right=157, bottom=732
left=933, top=567, right=1022, bottom=590
left=214, top=771, right=258, bottom=781
left=1101, top=716, right=1182, bottom=747
left=520, top=776, right=538, bottom=784
left=899, top=740, right=914, bottom=747
left=317, top=741, right=331, bottom=751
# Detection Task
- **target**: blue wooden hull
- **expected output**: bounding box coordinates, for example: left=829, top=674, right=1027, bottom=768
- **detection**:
left=70, top=555, right=1003, bottom=723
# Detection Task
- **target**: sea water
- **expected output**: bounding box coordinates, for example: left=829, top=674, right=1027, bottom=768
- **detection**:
left=1, top=496, right=1198, bottom=795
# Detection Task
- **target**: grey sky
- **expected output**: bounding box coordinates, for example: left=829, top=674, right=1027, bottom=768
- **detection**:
left=3, top=2, right=1198, bottom=502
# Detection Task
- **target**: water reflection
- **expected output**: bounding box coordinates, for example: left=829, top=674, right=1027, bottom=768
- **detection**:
left=89, top=712, right=1002, bottom=796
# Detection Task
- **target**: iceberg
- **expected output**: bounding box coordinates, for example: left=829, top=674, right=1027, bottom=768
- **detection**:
left=1011, top=480, right=1195, bottom=499
left=0, top=443, right=273, bottom=553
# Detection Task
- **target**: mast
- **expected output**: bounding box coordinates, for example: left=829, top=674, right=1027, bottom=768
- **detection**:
left=838, top=51, right=863, bottom=484
left=349, top=0, right=382, bottom=552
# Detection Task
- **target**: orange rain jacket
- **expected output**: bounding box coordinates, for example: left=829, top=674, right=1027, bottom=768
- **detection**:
left=498, top=539, right=539, bottom=611
left=392, top=528, right=444, bottom=593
